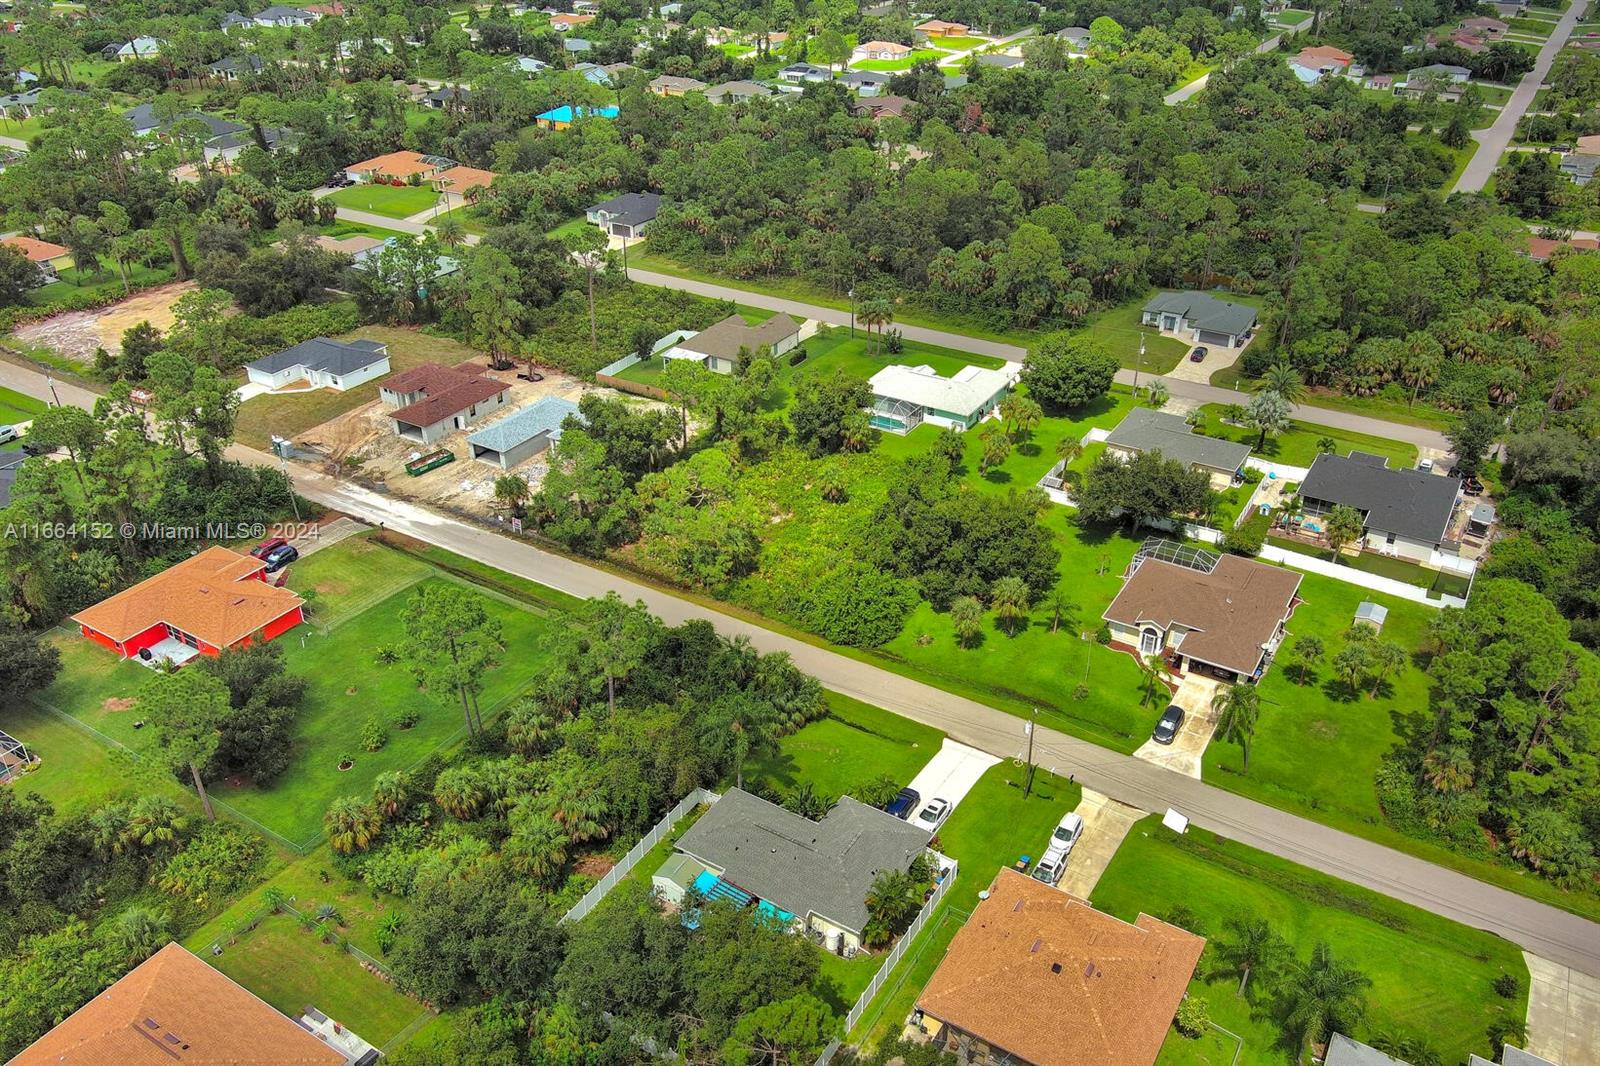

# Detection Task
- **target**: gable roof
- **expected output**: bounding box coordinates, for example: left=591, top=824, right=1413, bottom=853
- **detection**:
left=467, top=396, right=581, bottom=452
left=706, top=79, right=775, bottom=99
left=1299, top=451, right=1461, bottom=542
left=382, top=363, right=506, bottom=428
left=649, top=73, right=708, bottom=92
left=123, top=105, right=244, bottom=138
left=1102, top=554, right=1302, bottom=675
left=71, top=546, right=304, bottom=648
left=589, top=191, right=662, bottom=225
left=916, top=870, right=1204, bottom=1066
left=675, top=788, right=930, bottom=933
left=1142, top=290, right=1257, bottom=336
left=11, top=943, right=343, bottom=1066
left=1327, top=1033, right=1412, bottom=1066
left=676, top=313, right=801, bottom=359
left=207, top=53, right=265, bottom=74
left=975, top=53, right=1023, bottom=67
left=869, top=362, right=1015, bottom=416
left=246, top=336, right=387, bottom=377
left=1104, top=407, right=1251, bottom=474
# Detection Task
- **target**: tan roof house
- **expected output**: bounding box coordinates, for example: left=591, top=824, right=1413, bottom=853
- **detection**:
left=654, top=314, right=803, bottom=374
left=915, top=870, right=1205, bottom=1066
left=916, top=18, right=969, bottom=36
left=852, top=39, right=913, bottom=61
left=343, top=149, right=452, bottom=183
left=648, top=73, right=708, bottom=96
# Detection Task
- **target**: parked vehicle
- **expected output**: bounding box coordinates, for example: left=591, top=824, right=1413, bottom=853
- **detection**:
left=1031, top=851, right=1067, bottom=885
left=886, top=787, right=920, bottom=820
left=912, top=797, right=952, bottom=831
left=250, top=537, right=289, bottom=559
left=20, top=439, right=57, bottom=457
left=1152, top=704, right=1185, bottom=745
left=1417, top=458, right=1434, bottom=473
left=1188, top=346, right=1208, bottom=362
left=0, top=425, right=18, bottom=445
left=263, top=543, right=299, bottom=572
left=1048, top=812, right=1085, bottom=856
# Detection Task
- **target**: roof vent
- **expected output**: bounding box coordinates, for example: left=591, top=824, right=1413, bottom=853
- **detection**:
left=1050, top=962, right=1062, bottom=974
left=197, top=585, right=211, bottom=594
left=1029, top=938, right=1041, bottom=954
left=1012, top=898, right=1024, bottom=913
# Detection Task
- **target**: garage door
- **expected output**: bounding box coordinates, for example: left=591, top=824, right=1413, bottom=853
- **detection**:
left=1197, top=329, right=1233, bottom=347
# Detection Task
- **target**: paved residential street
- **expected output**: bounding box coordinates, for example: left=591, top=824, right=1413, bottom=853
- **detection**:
left=1163, top=23, right=1307, bottom=106
left=1454, top=0, right=1591, bottom=193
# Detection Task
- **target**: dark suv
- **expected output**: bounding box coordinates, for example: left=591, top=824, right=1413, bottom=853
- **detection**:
left=885, top=787, right=920, bottom=820
left=1152, top=704, right=1185, bottom=745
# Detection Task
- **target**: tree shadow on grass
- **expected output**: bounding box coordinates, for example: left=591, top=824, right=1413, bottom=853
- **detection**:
left=982, top=468, right=1014, bottom=485
left=1320, top=676, right=1364, bottom=704
left=744, top=751, right=802, bottom=794
left=1017, top=442, right=1041, bottom=457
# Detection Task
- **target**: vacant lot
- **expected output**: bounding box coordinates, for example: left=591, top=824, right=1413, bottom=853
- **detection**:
left=1092, top=819, right=1527, bottom=1066
left=327, top=183, right=440, bottom=219
left=745, top=693, right=942, bottom=801
left=14, top=279, right=194, bottom=360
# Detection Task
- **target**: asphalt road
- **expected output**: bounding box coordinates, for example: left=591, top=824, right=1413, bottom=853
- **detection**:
left=1454, top=0, right=1591, bottom=194
left=0, top=355, right=1593, bottom=975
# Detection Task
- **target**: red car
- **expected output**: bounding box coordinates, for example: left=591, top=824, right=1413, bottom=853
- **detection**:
left=250, top=537, right=289, bottom=559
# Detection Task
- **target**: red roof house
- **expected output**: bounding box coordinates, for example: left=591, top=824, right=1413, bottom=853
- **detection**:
left=71, top=546, right=305, bottom=666
left=377, top=362, right=510, bottom=445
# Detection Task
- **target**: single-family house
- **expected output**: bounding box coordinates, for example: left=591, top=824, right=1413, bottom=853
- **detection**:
left=1560, top=151, right=1600, bottom=186
left=1102, top=544, right=1302, bottom=682
left=206, top=54, right=265, bottom=81
left=839, top=69, right=893, bottom=94
left=1141, top=290, right=1257, bottom=348
left=1, top=235, right=72, bottom=282
left=1401, top=63, right=1472, bottom=99
left=975, top=52, right=1024, bottom=68
left=853, top=40, right=912, bottom=62
left=244, top=336, right=390, bottom=391
left=467, top=396, right=581, bottom=470
left=112, top=37, right=164, bottom=62
left=706, top=79, right=775, bottom=104
left=914, top=869, right=1205, bottom=1066
left=1524, top=234, right=1600, bottom=260
left=943, top=72, right=970, bottom=89
left=349, top=236, right=459, bottom=279
left=205, top=124, right=292, bottom=163
left=1292, top=44, right=1353, bottom=74
left=562, top=36, right=594, bottom=52
left=655, top=313, right=802, bottom=373
left=658, top=787, right=932, bottom=953
left=1459, top=15, right=1508, bottom=39
left=916, top=18, right=969, bottom=37
left=379, top=363, right=510, bottom=445
left=778, top=62, right=832, bottom=84
left=1470, top=1046, right=1557, bottom=1066
left=587, top=191, right=662, bottom=238
left=10, top=943, right=346, bottom=1066
left=512, top=54, right=549, bottom=75
left=220, top=10, right=254, bottom=31
left=1326, top=1034, right=1417, bottom=1066
left=124, top=103, right=244, bottom=140
left=311, top=233, right=385, bottom=257
left=649, top=73, right=707, bottom=96
left=1102, top=407, right=1251, bottom=489
left=599, top=61, right=635, bottom=82
left=535, top=103, right=618, bottom=128
left=423, top=85, right=471, bottom=109
left=304, top=1, right=344, bottom=14
left=72, top=546, right=306, bottom=667
left=851, top=93, right=914, bottom=119
left=867, top=362, right=1016, bottom=433
left=433, top=164, right=496, bottom=199
left=549, top=11, right=594, bottom=29
left=1295, top=451, right=1462, bottom=564
left=1055, top=26, right=1091, bottom=54
left=0, top=88, right=40, bottom=118
left=343, top=149, right=453, bottom=183
left=254, top=4, right=319, bottom=27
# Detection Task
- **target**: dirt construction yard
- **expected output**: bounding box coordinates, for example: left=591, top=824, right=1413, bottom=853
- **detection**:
left=11, top=281, right=197, bottom=362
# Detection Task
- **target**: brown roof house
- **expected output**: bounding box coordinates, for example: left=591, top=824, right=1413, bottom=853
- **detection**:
left=379, top=362, right=510, bottom=445
left=653, top=314, right=803, bottom=374
left=914, top=869, right=1205, bottom=1066
left=1102, top=542, right=1301, bottom=683
left=11, top=942, right=347, bottom=1066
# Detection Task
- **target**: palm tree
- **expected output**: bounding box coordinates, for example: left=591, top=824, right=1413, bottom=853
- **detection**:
left=1045, top=587, right=1075, bottom=633
left=433, top=765, right=488, bottom=820
left=324, top=797, right=382, bottom=854
left=1146, top=380, right=1169, bottom=409
left=1256, top=360, right=1305, bottom=406
left=991, top=575, right=1032, bottom=636
left=1366, top=640, right=1407, bottom=698
left=1218, top=916, right=1287, bottom=997
left=493, top=473, right=530, bottom=517
left=1289, top=634, right=1324, bottom=685
left=505, top=808, right=569, bottom=884
left=1315, top=436, right=1336, bottom=454
left=1054, top=435, right=1084, bottom=466
left=504, top=703, right=556, bottom=756
left=1139, top=653, right=1170, bottom=708
left=435, top=213, right=466, bottom=248
left=371, top=771, right=410, bottom=821
left=1282, top=942, right=1371, bottom=1060
left=1331, top=642, right=1370, bottom=696
left=1323, top=504, right=1365, bottom=558
left=1000, top=394, right=1042, bottom=442
left=1211, top=684, right=1260, bottom=769
left=106, top=906, right=172, bottom=967
left=122, top=795, right=185, bottom=853
left=1422, top=744, right=1475, bottom=793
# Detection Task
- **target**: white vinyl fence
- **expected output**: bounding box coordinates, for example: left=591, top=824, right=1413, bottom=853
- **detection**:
left=560, top=787, right=720, bottom=924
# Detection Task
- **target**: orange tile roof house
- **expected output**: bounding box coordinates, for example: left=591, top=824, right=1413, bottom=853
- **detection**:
left=914, top=870, right=1205, bottom=1066
left=12, top=943, right=346, bottom=1066
left=917, top=18, right=969, bottom=36
left=378, top=362, right=510, bottom=445
left=72, top=546, right=305, bottom=668
left=1293, top=44, right=1354, bottom=72
left=432, top=164, right=497, bottom=197
left=2, top=234, right=74, bottom=280
left=852, top=39, right=913, bottom=61
left=549, top=11, right=594, bottom=29
left=342, top=150, right=454, bottom=183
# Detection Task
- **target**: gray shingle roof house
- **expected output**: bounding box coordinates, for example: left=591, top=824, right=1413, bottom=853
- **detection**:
left=778, top=62, right=831, bottom=84
left=244, top=337, right=390, bottom=392
left=1326, top=1034, right=1412, bottom=1066
left=563, top=37, right=593, bottom=52
left=124, top=104, right=244, bottom=139
left=467, top=396, right=581, bottom=470
left=658, top=314, right=803, bottom=373
left=1561, top=151, right=1600, bottom=185
left=587, top=191, right=663, bottom=239
left=220, top=11, right=253, bottom=30
left=706, top=79, right=775, bottom=104
left=1298, top=451, right=1462, bottom=556
left=424, top=85, right=471, bottom=108
left=840, top=69, right=893, bottom=94
left=1141, top=290, right=1258, bottom=347
left=1103, top=407, right=1251, bottom=487
left=671, top=788, right=930, bottom=949
left=975, top=53, right=1024, bottom=68
left=253, top=4, right=319, bottom=26
left=1471, top=1047, right=1557, bottom=1066
left=206, top=54, right=265, bottom=79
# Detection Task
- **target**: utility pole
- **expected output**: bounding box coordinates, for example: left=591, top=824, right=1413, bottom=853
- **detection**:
left=1023, top=708, right=1038, bottom=798
left=848, top=287, right=856, bottom=337
left=1132, top=333, right=1146, bottom=395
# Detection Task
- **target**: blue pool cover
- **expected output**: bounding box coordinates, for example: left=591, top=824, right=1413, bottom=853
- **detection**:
left=689, top=870, right=794, bottom=922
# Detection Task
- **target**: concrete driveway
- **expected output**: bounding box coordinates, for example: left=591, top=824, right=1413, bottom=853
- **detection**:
left=1164, top=340, right=1246, bottom=384
left=905, top=739, right=1000, bottom=821
left=1058, top=789, right=1145, bottom=899
left=1132, top=673, right=1220, bottom=779
left=1525, top=952, right=1600, bottom=1066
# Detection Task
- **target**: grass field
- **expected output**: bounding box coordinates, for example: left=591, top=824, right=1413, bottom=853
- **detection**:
left=327, top=183, right=440, bottom=219
left=1093, top=819, right=1527, bottom=1066
left=27, top=261, right=175, bottom=309
left=852, top=48, right=948, bottom=71
left=0, top=384, right=48, bottom=423
left=235, top=325, right=489, bottom=448
left=1191, top=405, right=1420, bottom=469
left=745, top=692, right=942, bottom=801
left=0, top=700, right=180, bottom=815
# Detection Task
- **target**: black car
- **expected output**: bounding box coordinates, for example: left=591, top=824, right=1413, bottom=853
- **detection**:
left=885, top=787, right=920, bottom=820
left=263, top=543, right=300, bottom=572
left=1152, top=704, right=1185, bottom=745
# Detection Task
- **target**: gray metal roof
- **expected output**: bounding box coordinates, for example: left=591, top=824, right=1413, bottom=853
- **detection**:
left=1299, top=452, right=1461, bottom=543
left=246, top=336, right=387, bottom=376
left=675, top=788, right=930, bottom=933
left=1142, top=290, right=1258, bottom=337
left=1480, top=1048, right=1557, bottom=1066
left=1355, top=601, right=1388, bottom=625
left=1326, top=1034, right=1411, bottom=1066
left=466, top=396, right=580, bottom=452
left=1104, top=407, right=1252, bottom=474
left=588, top=191, right=662, bottom=226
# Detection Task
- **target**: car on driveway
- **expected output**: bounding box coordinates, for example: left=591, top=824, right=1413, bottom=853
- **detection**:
left=0, top=425, right=18, bottom=445
left=1188, top=346, right=1208, bottom=362
left=262, top=543, right=299, bottom=572
left=912, top=798, right=952, bottom=831
left=1152, top=704, right=1185, bottom=745
left=1048, top=812, right=1085, bottom=856
left=886, top=787, right=920, bottom=820
left=1031, top=851, right=1067, bottom=885
left=251, top=536, right=289, bottom=559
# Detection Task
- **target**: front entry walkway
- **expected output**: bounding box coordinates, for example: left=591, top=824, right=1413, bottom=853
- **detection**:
left=1525, top=952, right=1600, bottom=1066
left=1132, top=672, right=1220, bottom=778
left=1057, top=788, right=1145, bottom=899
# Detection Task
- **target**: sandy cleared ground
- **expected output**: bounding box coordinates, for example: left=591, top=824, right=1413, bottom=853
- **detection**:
left=12, top=281, right=198, bottom=362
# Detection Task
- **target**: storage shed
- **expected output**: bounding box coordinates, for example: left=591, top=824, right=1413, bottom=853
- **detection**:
left=466, top=396, right=581, bottom=470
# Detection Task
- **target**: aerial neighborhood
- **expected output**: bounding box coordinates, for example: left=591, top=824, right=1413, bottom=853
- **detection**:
left=0, top=0, right=1596, bottom=1064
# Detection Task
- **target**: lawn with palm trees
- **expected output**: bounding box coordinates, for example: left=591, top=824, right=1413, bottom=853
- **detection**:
left=1091, top=818, right=1527, bottom=1065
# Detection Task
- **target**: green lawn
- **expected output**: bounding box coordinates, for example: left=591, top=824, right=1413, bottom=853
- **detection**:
left=852, top=48, right=948, bottom=71
left=0, top=384, right=49, bottom=423
left=434, top=203, right=493, bottom=235
left=0, top=700, right=178, bottom=816
left=192, top=912, right=429, bottom=1047
left=924, top=34, right=985, bottom=49
left=289, top=530, right=437, bottom=623
left=546, top=215, right=591, bottom=241
left=744, top=692, right=942, bottom=801
left=1093, top=819, right=1527, bottom=1066
left=27, top=261, right=175, bottom=308
left=1192, top=405, right=1420, bottom=469
left=1270, top=8, right=1313, bottom=25
left=1265, top=534, right=1473, bottom=598
left=327, top=183, right=441, bottom=219
left=0, top=113, right=45, bottom=139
